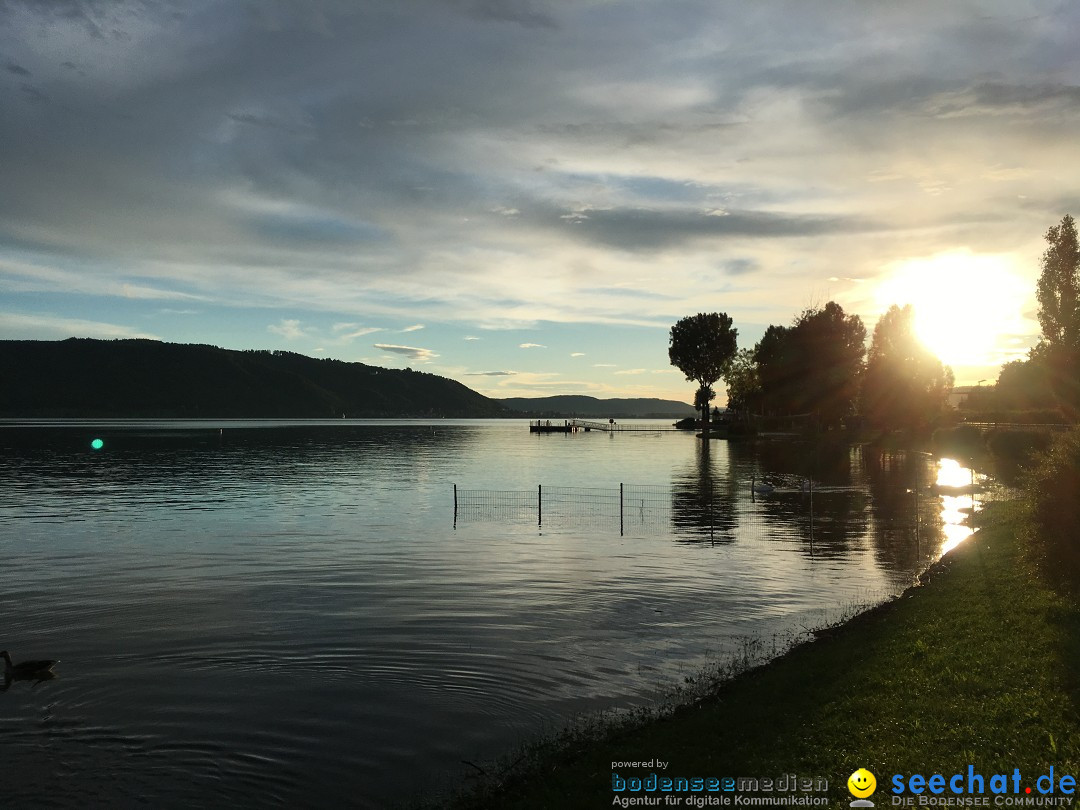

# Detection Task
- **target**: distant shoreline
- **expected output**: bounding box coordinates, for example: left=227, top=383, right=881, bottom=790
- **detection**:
left=0, top=338, right=695, bottom=420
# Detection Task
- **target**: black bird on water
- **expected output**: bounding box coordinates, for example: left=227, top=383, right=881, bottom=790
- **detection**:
left=1, top=650, right=59, bottom=685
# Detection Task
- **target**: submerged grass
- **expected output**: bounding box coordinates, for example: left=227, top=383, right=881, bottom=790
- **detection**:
left=440, top=502, right=1080, bottom=809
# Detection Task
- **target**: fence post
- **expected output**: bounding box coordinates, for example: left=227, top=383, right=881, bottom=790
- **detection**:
left=914, top=459, right=920, bottom=552
left=971, top=460, right=976, bottom=514
left=620, top=483, right=624, bottom=536
left=453, top=483, right=458, bottom=526
left=538, top=484, right=542, bottom=527
left=709, top=483, right=714, bottom=543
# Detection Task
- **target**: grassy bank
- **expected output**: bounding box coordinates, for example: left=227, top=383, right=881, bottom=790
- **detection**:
left=447, top=504, right=1080, bottom=809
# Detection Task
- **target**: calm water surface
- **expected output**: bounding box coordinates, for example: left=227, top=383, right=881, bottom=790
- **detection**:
left=0, top=420, right=977, bottom=807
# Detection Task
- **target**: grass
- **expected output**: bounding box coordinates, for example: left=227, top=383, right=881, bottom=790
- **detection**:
left=442, top=502, right=1080, bottom=809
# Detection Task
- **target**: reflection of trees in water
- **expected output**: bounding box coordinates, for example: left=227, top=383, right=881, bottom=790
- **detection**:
left=670, top=439, right=738, bottom=543
left=753, top=489, right=869, bottom=559
left=744, top=436, right=856, bottom=485
left=670, top=439, right=870, bottom=554
left=667, top=441, right=940, bottom=574
left=862, top=449, right=940, bottom=575
left=726, top=439, right=869, bottom=558
left=798, top=441, right=868, bottom=558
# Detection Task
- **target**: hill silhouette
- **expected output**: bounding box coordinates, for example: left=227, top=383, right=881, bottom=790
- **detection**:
left=0, top=338, right=508, bottom=418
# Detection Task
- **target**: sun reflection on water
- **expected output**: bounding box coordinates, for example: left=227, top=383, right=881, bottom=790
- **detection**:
left=936, top=458, right=975, bottom=555
left=936, top=457, right=972, bottom=488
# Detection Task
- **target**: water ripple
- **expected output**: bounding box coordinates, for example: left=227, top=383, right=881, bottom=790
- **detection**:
left=0, top=422, right=954, bottom=806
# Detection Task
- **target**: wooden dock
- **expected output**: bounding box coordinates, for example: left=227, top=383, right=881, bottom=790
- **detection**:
left=529, top=420, right=576, bottom=433
left=571, top=419, right=680, bottom=432
left=529, top=419, right=681, bottom=433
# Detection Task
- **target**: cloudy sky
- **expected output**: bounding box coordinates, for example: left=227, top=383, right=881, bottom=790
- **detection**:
left=2, top=0, right=1077, bottom=403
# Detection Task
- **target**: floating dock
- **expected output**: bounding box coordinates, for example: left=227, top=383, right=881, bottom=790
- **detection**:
left=529, top=419, right=681, bottom=433
left=529, top=420, right=577, bottom=433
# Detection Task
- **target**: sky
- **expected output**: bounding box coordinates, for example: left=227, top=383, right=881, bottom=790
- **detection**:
left=2, top=0, right=1078, bottom=404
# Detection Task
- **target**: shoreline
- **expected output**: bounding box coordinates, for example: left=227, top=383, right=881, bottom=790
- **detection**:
left=439, top=501, right=1079, bottom=809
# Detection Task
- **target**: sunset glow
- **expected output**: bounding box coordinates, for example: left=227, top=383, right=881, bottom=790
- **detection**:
left=0, top=2, right=1072, bottom=399
left=875, top=252, right=1031, bottom=369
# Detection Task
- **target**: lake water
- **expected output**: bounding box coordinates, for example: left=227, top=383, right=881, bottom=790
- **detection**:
left=0, top=420, right=978, bottom=807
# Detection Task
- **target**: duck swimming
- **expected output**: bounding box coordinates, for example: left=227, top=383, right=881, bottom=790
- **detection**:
left=1, top=650, right=59, bottom=681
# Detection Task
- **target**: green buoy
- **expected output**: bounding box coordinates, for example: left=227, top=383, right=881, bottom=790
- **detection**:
left=91, top=438, right=104, bottom=450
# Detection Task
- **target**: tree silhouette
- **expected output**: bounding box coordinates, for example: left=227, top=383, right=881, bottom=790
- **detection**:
left=788, top=302, right=866, bottom=428
left=991, top=359, right=1056, bottom=411
left=754, top=323, right=795, bottom=416
left=0, top=338, right=506, bottom=418
left=668, top=312, right=738, bottom=433
left=860, top=305, right=953, bottom=434
left=723, top=348, right=761, bottom=414
left=752, top=301, right=865, bottom=427
left=1035, top=214, right=1080, bottom=412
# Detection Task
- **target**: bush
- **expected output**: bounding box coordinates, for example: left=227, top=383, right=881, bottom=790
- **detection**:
left=987, top=430, right=1052, bottom=459
left=1023, top=427, right=1080, bottom=585
left=986, top=429, right=1055, bottom=486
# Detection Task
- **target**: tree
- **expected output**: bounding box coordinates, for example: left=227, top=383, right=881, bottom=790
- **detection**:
left=754, top=324, right=795, bottom=416
left=752, top=302, right=866, bottom=428
left=861, top=304, right=953, bottom=434
left=788, top=302, right=866, bottom=428
left=993, top=359, right=1056, bottom=411
left=1035, top=214, right=1080, bottom=412
left=668, top=312, right=738, bottom=432
left=693, top=385, right=716, bottom=418
left=723, top=348, right=761, bottom=414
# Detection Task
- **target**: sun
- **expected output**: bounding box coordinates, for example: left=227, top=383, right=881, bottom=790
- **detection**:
left=875, top=251, right=1029, bottom=367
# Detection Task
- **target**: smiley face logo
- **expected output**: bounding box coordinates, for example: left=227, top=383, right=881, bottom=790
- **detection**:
left=848, top=768, right=877, bottom=798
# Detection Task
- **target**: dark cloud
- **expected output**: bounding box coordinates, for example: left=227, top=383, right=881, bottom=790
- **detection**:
left=19, top=84, right=47, bottom=103
left=247, top=211, right=388, bottom=248
left=815, top=75, right=957, bottom=119
left=552, top=207, right=880, bottom=251
left=579, top=286, right=680, bottom=301
left=2, top=0, right=104, bottom=38
left=534, top=119, right=740, bottom=151
left=725, top=258, right=759, bottom=276
left=463, top=0, right=558, bottom=29
left=374, top=343, right=438, bottom=361
left=4, top=60, right=30, bottom=76
left=950, top=82, right=1080, bottom=114
left=226, top=112, right=310, bottom=133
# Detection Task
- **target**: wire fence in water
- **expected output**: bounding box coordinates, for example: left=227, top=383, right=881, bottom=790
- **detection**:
left=452, top=487, right=539, bottom=522
left=455, top=483, right=677, bottom=533
left=452, top=471, right=1004, bottom=554
left=452, top=480, right=872, bottom=539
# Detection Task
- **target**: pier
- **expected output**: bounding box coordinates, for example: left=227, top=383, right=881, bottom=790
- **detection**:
left=529, top=419, right=681, bottom=433
left=529, top=420, right=576, bottom=433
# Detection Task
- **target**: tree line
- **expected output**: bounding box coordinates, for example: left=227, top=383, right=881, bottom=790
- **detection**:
left=670, top=214, right=1080, bottom=435
left=0, top=338, right=508, bottom=418
left=669, top=302, right=952, bottom=436
left=969, top=215, right=1080, bottom=419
